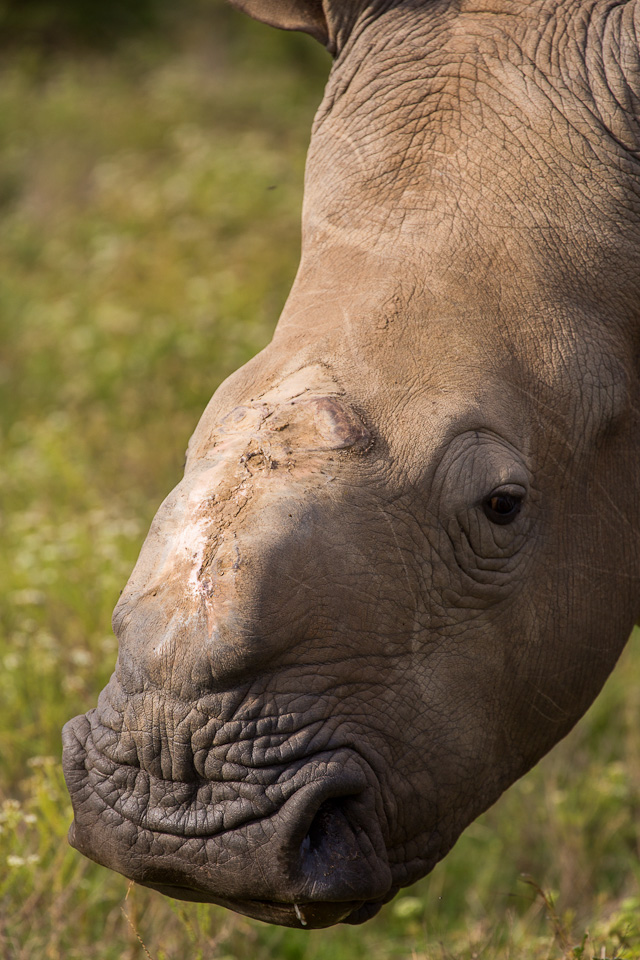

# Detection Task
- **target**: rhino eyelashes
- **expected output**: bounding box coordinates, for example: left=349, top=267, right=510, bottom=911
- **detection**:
left=483, top=490, right=524, bottom=525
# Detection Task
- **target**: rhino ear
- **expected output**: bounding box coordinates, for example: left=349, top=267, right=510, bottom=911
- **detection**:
left=226, top=0, right=337, bottom=51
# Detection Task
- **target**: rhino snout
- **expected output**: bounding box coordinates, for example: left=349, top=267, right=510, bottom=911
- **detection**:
left=112, top=516, right=332, bottom=696
left=59, top=404, right=407, bottom=926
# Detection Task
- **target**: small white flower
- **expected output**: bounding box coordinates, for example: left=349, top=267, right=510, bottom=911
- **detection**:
left=70, top=649, right=92, bottom=666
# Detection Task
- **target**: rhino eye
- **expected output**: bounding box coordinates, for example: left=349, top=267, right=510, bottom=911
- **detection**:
left=483, top=490, right=523, bottom=525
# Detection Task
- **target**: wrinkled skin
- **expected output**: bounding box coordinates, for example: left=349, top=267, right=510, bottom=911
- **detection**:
left=63, top=0, right=640, bottom=929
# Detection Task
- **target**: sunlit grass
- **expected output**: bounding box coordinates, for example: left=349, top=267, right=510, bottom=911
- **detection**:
left=1, top=9, right=639, bottom=959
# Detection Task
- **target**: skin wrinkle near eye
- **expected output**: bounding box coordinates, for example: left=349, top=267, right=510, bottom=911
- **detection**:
left=430, top=430, right=531, bottom=508
left=408, top=425, right=537, bottom=615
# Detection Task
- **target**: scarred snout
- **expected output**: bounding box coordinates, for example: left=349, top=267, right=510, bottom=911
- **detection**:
left=62, top=377, right=406, bottom=927
left=110, top=381, right=374, bottom=697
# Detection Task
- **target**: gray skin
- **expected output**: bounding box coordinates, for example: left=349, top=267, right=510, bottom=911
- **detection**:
left=62, top=0, right=640, bottom=930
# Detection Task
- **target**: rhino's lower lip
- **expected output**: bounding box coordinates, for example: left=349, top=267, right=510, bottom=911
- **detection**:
left=139, top=882, right=369, bottom=927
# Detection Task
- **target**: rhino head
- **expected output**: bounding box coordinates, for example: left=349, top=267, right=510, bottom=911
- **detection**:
left=62, top=0, right=640, bottom=929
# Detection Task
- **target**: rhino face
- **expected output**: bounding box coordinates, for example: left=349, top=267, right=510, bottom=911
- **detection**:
left=63, top=0, right=640, bottom=928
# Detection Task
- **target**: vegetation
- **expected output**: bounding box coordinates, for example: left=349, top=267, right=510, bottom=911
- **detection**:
left=0, top=0, right=170, bottom=48
left=1, top=6, right=639, bottom=958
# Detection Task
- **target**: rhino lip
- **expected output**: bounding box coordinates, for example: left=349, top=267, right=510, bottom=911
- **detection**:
left=139, top=884, right=370, bottom=927
left=62, top=710, right=396, bottom=925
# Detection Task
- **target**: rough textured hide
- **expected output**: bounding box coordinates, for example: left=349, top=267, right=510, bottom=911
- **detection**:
left=63, top=0, right=640, bottom=929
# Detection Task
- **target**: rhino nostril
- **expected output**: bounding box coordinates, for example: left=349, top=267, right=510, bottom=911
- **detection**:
left=304, top=798, right=343, bottom=852
left=300, top=796, right=360, bottom=871
left=293, top=787, right=393, bottom=912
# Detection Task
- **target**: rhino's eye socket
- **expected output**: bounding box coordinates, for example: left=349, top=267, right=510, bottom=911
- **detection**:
left=483, top=490, right=523, bottom=525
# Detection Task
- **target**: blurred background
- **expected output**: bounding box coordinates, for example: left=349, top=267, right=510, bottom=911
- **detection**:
left=0, top=2, right=638, bottom=957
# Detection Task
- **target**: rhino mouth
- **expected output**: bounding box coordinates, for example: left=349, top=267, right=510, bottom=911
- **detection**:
left=62, top=705, right=400, bottom=928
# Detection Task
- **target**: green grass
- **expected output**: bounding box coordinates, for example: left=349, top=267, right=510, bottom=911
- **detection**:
left=1, top=9, right=639, bottom=959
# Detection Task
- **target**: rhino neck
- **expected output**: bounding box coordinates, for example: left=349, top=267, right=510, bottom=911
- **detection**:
left=295, top=0, right=640, bottom=330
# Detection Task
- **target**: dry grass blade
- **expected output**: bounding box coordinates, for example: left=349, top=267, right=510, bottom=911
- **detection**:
left=121, top=882, right=157, bottom=960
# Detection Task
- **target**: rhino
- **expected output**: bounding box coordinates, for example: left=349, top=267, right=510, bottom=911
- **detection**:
left=62, top=0, right=640, bottom=930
